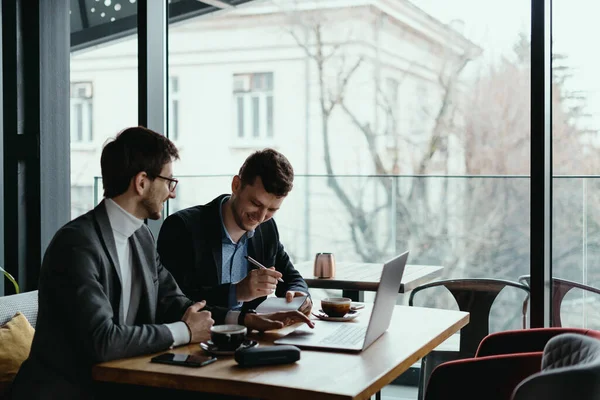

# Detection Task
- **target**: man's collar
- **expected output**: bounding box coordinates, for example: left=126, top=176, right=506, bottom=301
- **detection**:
left=105, top=198, right=144, bottom=237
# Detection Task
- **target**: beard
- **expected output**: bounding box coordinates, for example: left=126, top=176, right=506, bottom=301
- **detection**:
left=141, top=186, right=164, bottom=220
left=230, top=197, right=256, bottom=231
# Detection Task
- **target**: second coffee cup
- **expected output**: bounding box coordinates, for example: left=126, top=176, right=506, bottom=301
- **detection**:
left=321, top=297, right=352, bottom=317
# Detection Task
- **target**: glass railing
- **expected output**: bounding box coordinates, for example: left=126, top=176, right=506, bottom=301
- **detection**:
left=553, top=177, right=600, bottom=329
left=91, top=174, right=600, bottom=331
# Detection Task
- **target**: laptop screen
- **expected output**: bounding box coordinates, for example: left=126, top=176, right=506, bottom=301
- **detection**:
left=361, top=251, right=409, bottom=349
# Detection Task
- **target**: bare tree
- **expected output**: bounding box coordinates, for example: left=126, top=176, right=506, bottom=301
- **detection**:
left=286, top=15, right=382, bottom=261
left=284, top=5, right=478, bottom=267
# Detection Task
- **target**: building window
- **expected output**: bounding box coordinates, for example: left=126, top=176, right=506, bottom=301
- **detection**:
left=169, top=76, right=179, bottom=141
left=70, top=82, right=93, bottom=144
left=233, top=73, right=273, bottom=140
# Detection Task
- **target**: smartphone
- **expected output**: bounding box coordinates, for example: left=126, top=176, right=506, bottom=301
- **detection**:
left=150, top=352, right=217, bottom=368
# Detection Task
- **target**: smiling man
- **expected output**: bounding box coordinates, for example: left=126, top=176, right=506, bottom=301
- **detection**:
left=157, top=149, right=312, bottom=323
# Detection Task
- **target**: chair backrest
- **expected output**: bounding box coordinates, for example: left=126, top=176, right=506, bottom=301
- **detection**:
left=512, top=333, right=600, bottom=400
left=477, top=327, right=600, bottom=357
left=0, top=290, right=38, bottom=328
left=409, top=279, right=530, bottom=357
left=518, top=275, right=600, bottom=327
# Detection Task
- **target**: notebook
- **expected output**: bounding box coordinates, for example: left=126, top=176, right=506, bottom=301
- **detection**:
left=255, top=295, right=307, bottom=313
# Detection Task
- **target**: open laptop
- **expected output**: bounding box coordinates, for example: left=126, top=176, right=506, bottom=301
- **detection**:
left=274, top=251, right=409, bottom=352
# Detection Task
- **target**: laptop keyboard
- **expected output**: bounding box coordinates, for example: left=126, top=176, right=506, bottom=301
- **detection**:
left=320, top=325, right=367, bottom=346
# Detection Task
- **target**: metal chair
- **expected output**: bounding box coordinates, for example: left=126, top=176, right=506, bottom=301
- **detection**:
left=518, top=275, right=600, bottom=327
left=409, top=278, right=530, bottom=400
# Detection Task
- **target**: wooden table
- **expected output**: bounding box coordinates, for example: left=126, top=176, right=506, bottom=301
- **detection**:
left=293, top=261, right=443, bottom=301
left=93, top=305, right=468, bottom=400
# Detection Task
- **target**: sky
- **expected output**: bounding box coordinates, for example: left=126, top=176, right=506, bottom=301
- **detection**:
left=412, top=0, right=530, bottom=58
left=411, top=0, right=600, bottom=129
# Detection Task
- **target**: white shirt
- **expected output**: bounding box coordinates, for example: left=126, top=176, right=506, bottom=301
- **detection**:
left=105, top=199, right=190, bottom=346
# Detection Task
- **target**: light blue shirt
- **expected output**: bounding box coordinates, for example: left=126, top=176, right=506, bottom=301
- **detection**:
left=219, top=196, right=255, bottom=308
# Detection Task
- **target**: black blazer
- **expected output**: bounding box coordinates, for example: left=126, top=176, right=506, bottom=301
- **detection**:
left=157, top=194, right=309, bottom=311
left=10, top=201, right=227, bottom=400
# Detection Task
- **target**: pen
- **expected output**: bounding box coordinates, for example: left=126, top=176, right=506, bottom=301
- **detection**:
left=244, top=255, right=285, bottom=283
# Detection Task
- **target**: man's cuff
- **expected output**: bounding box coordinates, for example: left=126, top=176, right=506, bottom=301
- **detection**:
left=225, top=310, right=241, bottom=325
left=229, top=283, right=243, bottom=309
left=165, top=321, right=191, bottom=347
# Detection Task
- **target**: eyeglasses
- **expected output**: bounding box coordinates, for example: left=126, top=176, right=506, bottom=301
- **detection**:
left=156, top=175, right=178, bottom=192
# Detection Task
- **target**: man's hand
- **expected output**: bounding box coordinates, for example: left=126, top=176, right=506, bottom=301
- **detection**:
left=181, top=300, right=214, bottom=343
left=236, top=267, right=283, bottom=302
left=244, top=310, right=315, bottom=332
left=286, top=291, right=312, bottom=315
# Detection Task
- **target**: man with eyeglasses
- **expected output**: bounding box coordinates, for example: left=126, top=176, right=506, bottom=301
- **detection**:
left=157, top=148, right=312, bottom=326
left=10, top=127, right=313, bottom=399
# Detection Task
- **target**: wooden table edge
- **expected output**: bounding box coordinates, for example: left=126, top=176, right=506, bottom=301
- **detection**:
left=92, top=367, right=354, bottom=400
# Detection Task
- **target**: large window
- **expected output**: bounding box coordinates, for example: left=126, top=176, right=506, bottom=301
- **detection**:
left=20, top=0, right=582, bottom=396
left=233, top=72, right=274, bottom=141
left=164, top=0, right=531, bottom=331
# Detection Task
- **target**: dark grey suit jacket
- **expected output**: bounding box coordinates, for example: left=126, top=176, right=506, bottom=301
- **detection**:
left=10, top=201, right=227, bottom=399
left=157, top=194, right=309, bottom=311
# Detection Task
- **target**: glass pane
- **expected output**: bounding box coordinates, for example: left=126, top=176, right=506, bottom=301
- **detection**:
left=237, top=96, right=244, bottom=138
left=76, top=103, right=83, bottom=142
left=70, top=0, right=138, bottom=219
left=265, top=72, right=273, bottom=91
left=551, top=1, right=600, bottom=328
left=167, top=0, right=531, bottom=348
left=88, top=102, right=94, bottom=142
left=267, top=95, right=273, bottom=138
left=171, top=99, right=179, bottom=141
left=252, top=96, right=259, bottom=137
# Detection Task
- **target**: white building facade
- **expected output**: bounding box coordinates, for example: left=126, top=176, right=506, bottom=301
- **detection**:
left=70, top=0, right=478, bottom=263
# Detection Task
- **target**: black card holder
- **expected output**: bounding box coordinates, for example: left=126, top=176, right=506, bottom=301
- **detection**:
left=234, top=345, right=300, bottom=367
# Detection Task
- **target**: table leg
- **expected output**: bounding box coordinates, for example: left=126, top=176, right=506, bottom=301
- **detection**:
left=342, top=289, right=364, bottom=302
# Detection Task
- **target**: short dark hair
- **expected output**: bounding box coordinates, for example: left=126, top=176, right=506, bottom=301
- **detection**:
left=100, top=126, right=179, bottom=198
left=238, top=148, right=294, bottom=197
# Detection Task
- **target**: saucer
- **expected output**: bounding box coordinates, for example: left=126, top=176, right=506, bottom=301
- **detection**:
left=199, top=339, right=258, bottom=356
left=312, top=309, right=360, bottom=322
